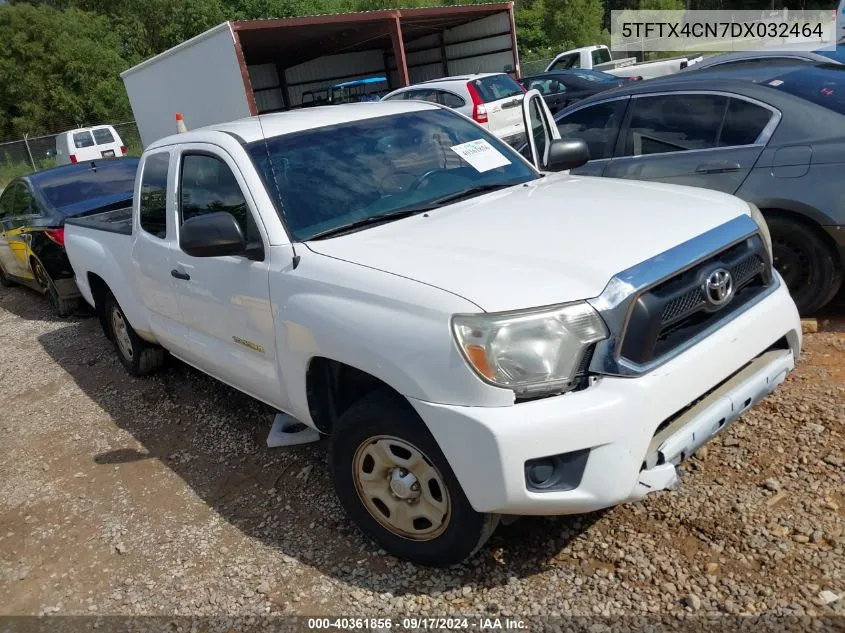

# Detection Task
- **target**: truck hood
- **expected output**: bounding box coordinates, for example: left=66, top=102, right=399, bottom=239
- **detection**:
left=305, top=175, right=751, bottom=312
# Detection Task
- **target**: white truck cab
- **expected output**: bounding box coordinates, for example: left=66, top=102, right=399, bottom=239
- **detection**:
left=63, top=94, right=801, bottom=567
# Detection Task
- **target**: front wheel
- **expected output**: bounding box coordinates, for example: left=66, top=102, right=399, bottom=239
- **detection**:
left=767, top=216, right=843, bottom=315
left=104, top=292, right=166, bottom=376
left=329, top=389, right=498, bottom=567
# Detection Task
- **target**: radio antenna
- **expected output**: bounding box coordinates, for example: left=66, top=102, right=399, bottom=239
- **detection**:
left=256, top=113, right=300, bottom=270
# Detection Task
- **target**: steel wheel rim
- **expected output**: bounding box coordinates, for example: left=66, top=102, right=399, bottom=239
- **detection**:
left=352, top=435, right=451, bottom=541
left=773, top=236, right=810, bottom=292
left=110, top=307, right=134, bottom=361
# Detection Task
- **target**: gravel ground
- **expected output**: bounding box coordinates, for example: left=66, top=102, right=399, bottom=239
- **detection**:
left=0, top=283, right=842, bottom=630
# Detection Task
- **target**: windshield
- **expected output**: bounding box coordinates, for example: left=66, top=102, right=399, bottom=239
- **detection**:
left=246, top=108, right=538, bottom=242
left=38, top=159, right=139, bottom=214
left=763, top=63, right=845, bottom=115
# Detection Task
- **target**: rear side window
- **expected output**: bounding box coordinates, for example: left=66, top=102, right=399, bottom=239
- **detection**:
left=73, top=132, right=95, bottom=149
left=439, top=91, right=466, bottom=108
left=180, top=154, right=261, bottom=245
left=405, top=89, right=441, bottom=104
left=557, top=99, right=628, bottom=160
left=471, top=75, right=524, bottom=102
left=139, top=153, right=170, bottom=239
left=550, top=53, right=580, bottom=71
left=92, top=128, right=115, bottom=145
left=382, top=92, right=409, bottom=101
left=625, top=94, right=727, bottom=156
left=719, top=98, right=773, bottom=146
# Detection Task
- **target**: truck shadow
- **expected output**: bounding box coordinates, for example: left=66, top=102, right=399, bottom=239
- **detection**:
left=37, top=319, right=605, bottom=595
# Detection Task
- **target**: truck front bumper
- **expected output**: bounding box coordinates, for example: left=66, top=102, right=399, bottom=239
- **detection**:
left=409, top=281, right=801, bottom=515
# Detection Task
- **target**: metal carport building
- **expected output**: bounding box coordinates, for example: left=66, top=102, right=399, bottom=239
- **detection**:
left=226, top=2, right=517, bottom=111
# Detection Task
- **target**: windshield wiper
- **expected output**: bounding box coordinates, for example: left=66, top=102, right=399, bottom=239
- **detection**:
left=398, top=181, right=525, bottom=214
left=306, top=181, right=524, bottom=241
left=307, top=208, right=425, bottom=240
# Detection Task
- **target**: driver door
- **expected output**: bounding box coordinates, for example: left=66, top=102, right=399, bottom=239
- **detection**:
left=521, top=89, right=562, bottom=171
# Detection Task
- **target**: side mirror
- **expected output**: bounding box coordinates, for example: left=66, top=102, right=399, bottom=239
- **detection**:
left=546, top=139, right=590, bottom=172
left=180, top=211, right=246, bottom=258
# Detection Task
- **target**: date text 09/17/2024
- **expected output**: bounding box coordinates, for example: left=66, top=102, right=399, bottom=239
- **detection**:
left=306, top=617, right=527, bottom=630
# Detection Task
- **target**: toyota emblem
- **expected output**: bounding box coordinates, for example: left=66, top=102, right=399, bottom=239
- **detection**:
left=704, top=268, right=734, bottom=307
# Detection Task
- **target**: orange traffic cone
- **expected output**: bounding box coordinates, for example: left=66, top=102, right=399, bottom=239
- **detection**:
left=176, top=113, right=188, bottom=134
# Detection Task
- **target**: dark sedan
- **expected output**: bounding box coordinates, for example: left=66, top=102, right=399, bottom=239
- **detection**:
left=532, top=62, right=845, bottom=315
left=0, top=157, right=139, bottom=315
left=518, top=70, right=641, bottom=114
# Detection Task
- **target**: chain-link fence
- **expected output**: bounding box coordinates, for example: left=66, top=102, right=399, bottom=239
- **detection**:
left=0, top=121, right=142, bottom=191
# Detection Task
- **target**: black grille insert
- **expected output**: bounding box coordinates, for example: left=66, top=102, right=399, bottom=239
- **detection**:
left=619, top=236, right=771, bottom=366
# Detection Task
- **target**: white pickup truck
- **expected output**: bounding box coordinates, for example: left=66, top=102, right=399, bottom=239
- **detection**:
left=64, top=92, right=801, bottom=567
left=545, top=44, right=703, bottom=79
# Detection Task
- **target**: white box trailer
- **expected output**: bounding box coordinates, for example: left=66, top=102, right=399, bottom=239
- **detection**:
left=121, top=3, right=522, bottom=148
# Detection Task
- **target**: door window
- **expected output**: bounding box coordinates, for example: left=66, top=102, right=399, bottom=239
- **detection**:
left=12, top=185, right=36, bottom=217
left=0, top=184, right=19, bottom=220
left=405, top=89, right=440, bottom=104
left=719, top=98, right=774, bottom=146
left=179, top=154, right=261, bottom=247
left=557, top=99, right=627, bottom=160
left=625, top=94, right=727, bottom=156
left=139, top=152, right=170, bottom=239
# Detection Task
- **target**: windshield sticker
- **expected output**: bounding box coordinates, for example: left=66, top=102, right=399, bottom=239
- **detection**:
left=821, top=87, right=834, bottom=96
left=768, top=79, right=784, bottom=87
left=450, top=139, right=512, bottom=173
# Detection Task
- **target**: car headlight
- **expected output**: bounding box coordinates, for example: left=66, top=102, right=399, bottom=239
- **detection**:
left=451, top=302, right=608, bottom=397
left=748, top=202, right=773, bottom=263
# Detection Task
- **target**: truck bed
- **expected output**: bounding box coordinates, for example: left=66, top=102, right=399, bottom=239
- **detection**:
left=64, top=206, right=133, bottom=235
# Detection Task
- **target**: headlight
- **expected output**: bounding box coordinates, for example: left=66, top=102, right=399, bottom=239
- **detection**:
left=748, top=202, right=773, bottom=263
left=451, top=302, right=608, bottom=396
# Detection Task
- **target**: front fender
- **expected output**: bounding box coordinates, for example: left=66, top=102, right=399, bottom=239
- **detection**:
left=271, top=254, right=514, bottom=425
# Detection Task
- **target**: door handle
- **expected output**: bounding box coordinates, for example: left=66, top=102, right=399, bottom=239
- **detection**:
left=502, top=98, right=521, bottom=109
left=695, top=161, right=741, bottom=173
left=171, top=269, right=190, bottom=281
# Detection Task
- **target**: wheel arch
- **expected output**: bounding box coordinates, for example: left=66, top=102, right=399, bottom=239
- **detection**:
left=305, top=356, right=407, bottom=435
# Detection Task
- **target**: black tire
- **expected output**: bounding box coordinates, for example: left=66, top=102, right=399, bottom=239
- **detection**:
left=767, top=215, right=844, bottom=316
left=103, top=292, right=166, bottom=376
left=0, top=264, right=15, bottom=287
left=329, top=388, right=499, bottom=567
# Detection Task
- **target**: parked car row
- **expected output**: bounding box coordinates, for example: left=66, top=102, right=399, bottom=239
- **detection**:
left=520, top=60, right=845, bottom=315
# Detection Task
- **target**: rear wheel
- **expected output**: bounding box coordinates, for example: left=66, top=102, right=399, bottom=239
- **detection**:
left=329, top=389, right=498, bottom=567
left=31, top=257, right=78, bottom=317
left=103, top=292, right=166, bottom=376
left=767, top=215, right=843, bottom=316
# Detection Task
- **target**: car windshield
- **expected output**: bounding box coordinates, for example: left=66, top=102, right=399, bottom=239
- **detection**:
left=38, top=160, right=139, bottom=213
left=568, top=69, right=618, bottom=83
left=762, top=63, right=845, bottom=115
left=246, top=108, right=538, bottom=242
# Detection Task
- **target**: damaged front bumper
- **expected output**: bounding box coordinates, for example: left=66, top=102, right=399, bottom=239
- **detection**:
left=630, top=348, right=795, bottom=500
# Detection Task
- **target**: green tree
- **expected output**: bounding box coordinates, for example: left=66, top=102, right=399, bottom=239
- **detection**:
left=0, top=3, right=132, bottom=138
left=543, top=0, right=604, bottom=50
